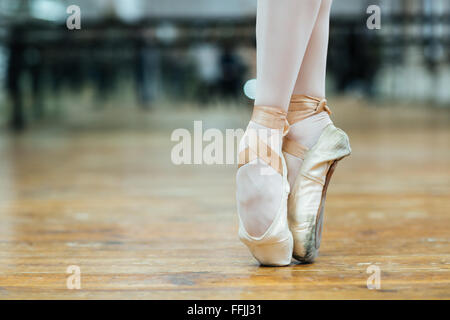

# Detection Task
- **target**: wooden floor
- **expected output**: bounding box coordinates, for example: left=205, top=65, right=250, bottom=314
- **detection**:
left=0, top=99, right=449, bottom=299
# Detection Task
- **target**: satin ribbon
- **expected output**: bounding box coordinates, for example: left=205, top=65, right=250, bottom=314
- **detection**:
left=251, top=105, right=290, bottom=136
left=287, top=95, right=332, bottom=125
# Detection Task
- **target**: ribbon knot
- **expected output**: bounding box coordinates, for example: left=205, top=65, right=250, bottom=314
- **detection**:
left=318, top=98, right=332, bottom=115
left=317, top=99, right=327, bottom=111
left=287, top=95, right=332, bottom=125
left=282, top=118, right=290, bottom=137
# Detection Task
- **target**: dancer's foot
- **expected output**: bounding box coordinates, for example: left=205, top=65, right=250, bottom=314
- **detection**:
left=284, top=95, right=332, bottom=190
left=236, top=106, right=293, bottom=266
left=282, top=95, right=351, bottom=263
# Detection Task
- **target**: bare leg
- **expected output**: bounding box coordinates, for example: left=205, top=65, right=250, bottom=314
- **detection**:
left=237, top=0, right=322, bottom=237
left=286, top=0, right=334, bottom=189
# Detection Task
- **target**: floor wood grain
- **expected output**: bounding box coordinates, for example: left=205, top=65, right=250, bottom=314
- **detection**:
left=0, top=100, right=449, bottom=299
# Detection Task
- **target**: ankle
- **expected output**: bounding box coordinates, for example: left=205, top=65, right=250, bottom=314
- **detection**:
left=241, top=121, right=284, bottom=154
left=285, top=95, right=333, bottom=149
left=287, top=111, right=332, bottom=149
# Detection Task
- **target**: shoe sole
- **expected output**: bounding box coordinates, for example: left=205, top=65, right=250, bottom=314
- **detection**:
left=293, top=159, right=339, bottom=263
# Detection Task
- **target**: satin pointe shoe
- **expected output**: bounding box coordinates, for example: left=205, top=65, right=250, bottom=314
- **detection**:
left=237, top=105, right=293, bottom=266
left=283, top=95, right=351, bottom=263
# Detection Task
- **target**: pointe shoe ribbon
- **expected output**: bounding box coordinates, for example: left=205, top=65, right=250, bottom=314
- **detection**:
left=251, top=105, right=290, bottom=136
left=283, top=95, right=332, bottom=160
left=287, top=95, right=332, bottom=126
left=238, top=106, right=289, bottom=175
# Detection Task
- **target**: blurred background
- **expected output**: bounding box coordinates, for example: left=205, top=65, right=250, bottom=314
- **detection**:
left=0, top=0, right=449, bottom=300
left=0, top=0, right=449, bottom=131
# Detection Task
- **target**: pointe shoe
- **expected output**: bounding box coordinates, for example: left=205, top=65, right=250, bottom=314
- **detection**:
left=237, top=106, right=293, bottom=266
left=283, top=95, right=351, bottom=263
